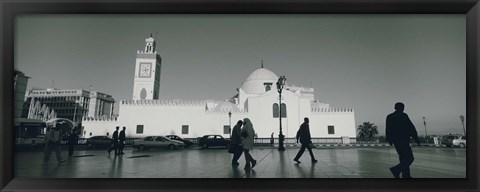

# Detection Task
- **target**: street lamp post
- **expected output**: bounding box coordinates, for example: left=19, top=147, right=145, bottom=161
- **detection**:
left=228, top=111, right=232, bottom=134
left=460, top=115, right=465, bottom=135
left=73, top=101, right=79, bottom=123
left=276, top=75, right=286, bottom=151
left=422, top=117, right=427, bottom=137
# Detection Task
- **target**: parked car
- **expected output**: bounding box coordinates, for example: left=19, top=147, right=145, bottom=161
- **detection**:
left=85, top=136, right=112, bottom=149
left=441, top=135, right=465, bottom=148
left=198, top=135, right=230, bottom=149
left=452, top=135, right=467, bottom=148
left=165, top=135, right=194, bottom=148
left=133, top=136, right=184, bottom=150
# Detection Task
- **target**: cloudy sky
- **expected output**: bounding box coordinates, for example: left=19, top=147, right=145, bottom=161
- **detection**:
left=15, top=14, right=466, bottom=135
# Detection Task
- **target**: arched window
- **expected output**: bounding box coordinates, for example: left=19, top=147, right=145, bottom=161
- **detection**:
left=273, top=103, right=287, bottom=118
left=281, top=103, right=287, bottom=117
left=264, top=83, right=273, bottom=92
left=273, top=103, right=279, bottom=117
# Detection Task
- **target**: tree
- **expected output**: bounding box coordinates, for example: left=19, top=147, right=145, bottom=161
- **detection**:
left=357, top=122, right=379, bottom=141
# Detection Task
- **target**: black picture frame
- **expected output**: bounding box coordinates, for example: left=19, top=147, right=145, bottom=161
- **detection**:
left=1, top=0, right=479, bottom=191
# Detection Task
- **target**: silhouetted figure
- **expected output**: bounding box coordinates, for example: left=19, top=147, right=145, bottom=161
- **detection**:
left=386, top=102, right=420, bottom=178
left=230, top=120, right=244, bottom=166
left=270, top=132, right=274, bottom=145
left=293, top=117, right=318, bottom=164
left=108, top=126, right=119, bottom=155
left=43, top=126, right=65, bottom=165
left=67, top=126, right=79, bottom=156
left=118, top=127, right=126, bottom=155
left=241, top=118, right=257, bottom=170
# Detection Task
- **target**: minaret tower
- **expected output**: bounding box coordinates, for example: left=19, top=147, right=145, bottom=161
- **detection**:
left=132, top=34, right=161, bottom=100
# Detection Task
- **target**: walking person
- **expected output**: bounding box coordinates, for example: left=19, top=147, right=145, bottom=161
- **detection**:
left=108, top=126, right=120, bottom=156
left=43, top=125, right=65, bottom=165
left=118, top=127, right=126, bottom=155
left=67, top=126, right=79, bottom=156
left=230, top=120, right=244, bottom=166
left=270, top=132, right=274, bottom=145
left=241, top=118, right=257, bottom=170
left=293, top=117, right=318, bottom=164
left=386, top=102, right=420, bottom=178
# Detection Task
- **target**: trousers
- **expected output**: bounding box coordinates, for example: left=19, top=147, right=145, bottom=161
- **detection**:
left=392, top=141, right=414, bottom=177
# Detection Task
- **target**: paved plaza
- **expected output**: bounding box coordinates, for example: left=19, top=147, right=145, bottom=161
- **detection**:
left=14, top=146, right=466, bottom=178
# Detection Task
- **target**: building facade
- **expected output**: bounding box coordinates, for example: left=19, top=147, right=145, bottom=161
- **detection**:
left=81, top=36, right=356, bottom=140
left=14, top=70, right=30, bottom=119
left=24, top=88, right=115, bottom=124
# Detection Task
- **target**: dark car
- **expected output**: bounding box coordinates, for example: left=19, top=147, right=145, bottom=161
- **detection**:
left=85, top=136, right=112, bottom=149
left=165, top=135, right=194, bottom=148
left=198, top=135, right=230, bottom=149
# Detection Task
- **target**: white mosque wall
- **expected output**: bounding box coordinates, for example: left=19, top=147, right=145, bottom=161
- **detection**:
left=119, top=100, right=211, bottom=138
left=81, top=99, right=356, bottom=139
left=81, top=118, right=118, bottom=137
left=81, top=98, right=356, bottom=139
left=310, top=110, right=356, bottom=138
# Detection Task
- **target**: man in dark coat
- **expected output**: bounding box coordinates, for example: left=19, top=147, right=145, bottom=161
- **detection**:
left=293, top=117, right=317, bottom=164
left=386, top=102, right=420, bottom=178
left=118, top=127, right=126, bottom=155
left=108, top=126, right=119, bottom=155
left=67, top=126, right=79, bottom=156
left=230, top=120, right=244, bottom=166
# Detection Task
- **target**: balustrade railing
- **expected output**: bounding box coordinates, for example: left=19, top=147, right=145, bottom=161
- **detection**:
left=69, top=137, right=358, bottom=146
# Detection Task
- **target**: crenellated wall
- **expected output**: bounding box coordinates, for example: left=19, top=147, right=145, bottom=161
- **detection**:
left=120, top=99, right=205, bottom=106
left=81, top=98, right=356, bottom=139
left=311, top=107, right=354, bottom=113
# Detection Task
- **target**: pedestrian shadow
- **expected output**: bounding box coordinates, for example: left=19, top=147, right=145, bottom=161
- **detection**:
left=71, top=154, right=94, bottom=157
left=245, top=169, right=256, bottom=178
left=293, top=162, right=316, bottom=178
left=41, top=163, right=61, bottom=177
left=128, top=155, right=152, bottom=158
left=231, top=166, right=242, bottom=178
left=107, top=155, right=124, bottom=178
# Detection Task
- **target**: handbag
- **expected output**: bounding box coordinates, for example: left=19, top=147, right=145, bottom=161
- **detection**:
left=308, top=143, right=316, bottom=148
left=228, top=144, right=236, bottom=153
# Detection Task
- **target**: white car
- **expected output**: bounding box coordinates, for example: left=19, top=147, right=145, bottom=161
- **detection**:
left=133, top=136, right=184, bottom=150
left=452, top=136, right=466, bottom=148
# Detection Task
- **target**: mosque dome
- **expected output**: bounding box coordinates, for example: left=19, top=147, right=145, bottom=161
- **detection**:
left=241, top=68, right=279, bottom=94
left=213, top=101, right=241, bottom=112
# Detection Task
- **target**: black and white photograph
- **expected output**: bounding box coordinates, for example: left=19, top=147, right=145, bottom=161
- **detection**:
left=12, top=14, right=468, bottom=179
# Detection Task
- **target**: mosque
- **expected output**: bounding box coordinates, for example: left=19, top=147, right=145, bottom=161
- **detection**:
left=81, top=35, right=356, bottom=140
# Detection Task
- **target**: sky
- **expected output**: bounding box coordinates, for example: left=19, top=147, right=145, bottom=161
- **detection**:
left=15, top=14, right=466, bottom=136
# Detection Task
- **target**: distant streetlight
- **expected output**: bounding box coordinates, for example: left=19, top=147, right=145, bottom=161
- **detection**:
left=276, top=75, right=287, bottom=151
left=73, top=100, right=80, bottom=123
left=228, top=111, right=232, bottom=134
left=422, top=117, right=427, bottom=137
left=460, top=115, right=465, bottom=135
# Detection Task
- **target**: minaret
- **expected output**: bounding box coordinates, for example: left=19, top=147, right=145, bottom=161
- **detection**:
left=132, top=34, right=162, bottom=100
